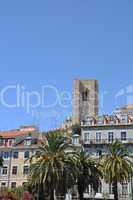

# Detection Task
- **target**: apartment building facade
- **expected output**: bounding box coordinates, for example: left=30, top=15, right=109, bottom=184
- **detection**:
left=0, top=126, right=39, bottom=188
left=72, top=113, right=133, bottom=199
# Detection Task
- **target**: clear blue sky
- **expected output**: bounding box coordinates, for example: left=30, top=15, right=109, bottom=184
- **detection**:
left=0, top=0, right=133, bottom=131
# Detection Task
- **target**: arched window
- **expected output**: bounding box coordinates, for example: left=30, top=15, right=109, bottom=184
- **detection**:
left=82, top=90, right=88, bottom=101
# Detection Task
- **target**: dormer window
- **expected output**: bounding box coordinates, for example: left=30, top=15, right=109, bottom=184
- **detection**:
left=110, top=116, right=115, bottom=124
left=24, top=137, right=32, bottom=146
left=86, top=116, right=94, bottom=125
left=98, top=117, right=103, bottom=125
left=121, top=115, right=128, bottom=124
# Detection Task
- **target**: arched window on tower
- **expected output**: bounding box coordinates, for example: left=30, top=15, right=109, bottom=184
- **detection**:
left=82, top=89, right=89, bottom=101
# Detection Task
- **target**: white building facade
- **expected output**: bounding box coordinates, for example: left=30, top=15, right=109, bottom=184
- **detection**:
left=72, top=114, right=133, bottom=200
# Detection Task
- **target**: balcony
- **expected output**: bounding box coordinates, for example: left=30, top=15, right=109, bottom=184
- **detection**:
left=83, top=138, right=133, bottom=145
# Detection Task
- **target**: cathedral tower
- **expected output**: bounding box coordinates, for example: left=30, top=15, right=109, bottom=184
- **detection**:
left=73, top=79, right=99, bottom=124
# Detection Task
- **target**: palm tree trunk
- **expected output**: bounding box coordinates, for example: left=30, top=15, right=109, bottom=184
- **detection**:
left=49, top=189, right=54, bottom=200
left=79, top=193, right=84, bottom=200
left=113, top=180, right=118, bottom=200
left=49, top=181, right=55, bottom=200
left=39, top=183, right=45, bottom=200
left=78, top=184, right=84, bottom=200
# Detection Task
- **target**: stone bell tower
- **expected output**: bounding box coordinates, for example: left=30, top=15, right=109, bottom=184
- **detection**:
left=73, top=79, right=99, bottom=124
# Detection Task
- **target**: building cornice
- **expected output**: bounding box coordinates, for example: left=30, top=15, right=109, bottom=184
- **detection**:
left=82, top=124, right=133, bottom=131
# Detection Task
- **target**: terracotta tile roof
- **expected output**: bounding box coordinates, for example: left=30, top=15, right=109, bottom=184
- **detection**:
left=0, top=131, right=30, bottom=138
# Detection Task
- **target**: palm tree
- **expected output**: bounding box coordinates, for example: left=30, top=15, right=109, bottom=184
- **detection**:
left=76, top=149, right=101, bottom=200
left=99, top=140, right=133, bottom=200
left=56, top=158, right=77, bottom=199
left=29, top=131, right=75, bottom=200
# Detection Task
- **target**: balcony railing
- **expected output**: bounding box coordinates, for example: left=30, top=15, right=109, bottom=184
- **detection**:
left=57, top=193, right=129, bottom=200
left=83, top=138, right=133, bottom=145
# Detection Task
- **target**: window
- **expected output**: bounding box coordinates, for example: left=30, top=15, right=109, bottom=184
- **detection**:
left=0, top=153, right=2, bottom=160
left=89, top=185, right=94, bottom=195
left=82, top=90, right=88, bottom=101
left=108, top=132, right=114, bottom=142
left=3, top=151, right=9, bottom=159
left=24, top=139, right=32, bottom=146
left=13, top=151, right=19, bottom=159
left=84, top=132, right=89, bottom=143
left=23, top=166, right=29, bottom=175
left=98, top=117, right=103, bottom=125
left=122, top=183, right=128, bottom=196
left=96, top=149, right=102, bottom=157
left=121, top=115, right=128, bottom=124
left=85, top=186, right=89, bottom=194
left=72, top=136, right=79, bottom=145
left=9, top=140, right=12, bottom=146
left=109, top=184, right=113, bottom=194
left=1, top=182, right=6, bottom=188
left=0, top=139, right=3, bottom=146
left=86, top=117, right=93, bottom=125
left=4, top=139, right=8, bottom=146
left=12, top=166, right=18, bottom=175
left=121, top=132, right=127, bottom=141
left=110, top=116, right=115, bottom=124
left=11, top=182, right=16, bottom=188
left=98, top=182, right=102, bottom=193
left=96, top=132, right=101, bottom=143
left=24, top=151, right=30, bottom=159
left=2, top=166, right=8, bottom=175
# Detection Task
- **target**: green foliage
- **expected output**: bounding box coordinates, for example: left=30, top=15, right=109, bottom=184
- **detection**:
left=76, top=148, right=101, bottom=200
left=11, top=186, right=24, bottom=200
left=29, top=131, right=76, bottom=200
left=100, top=140, right=133, bottom=183
left=99, top=140, right=133, bottom=200
left=28, top=134, right=133, bottom=200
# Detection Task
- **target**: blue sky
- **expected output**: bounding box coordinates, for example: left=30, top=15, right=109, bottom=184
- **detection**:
left=0, top=0, right=133, bottom=131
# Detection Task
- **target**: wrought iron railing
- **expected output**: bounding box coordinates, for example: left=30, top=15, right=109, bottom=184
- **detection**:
left=83, top=138, right=133, bottom=145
